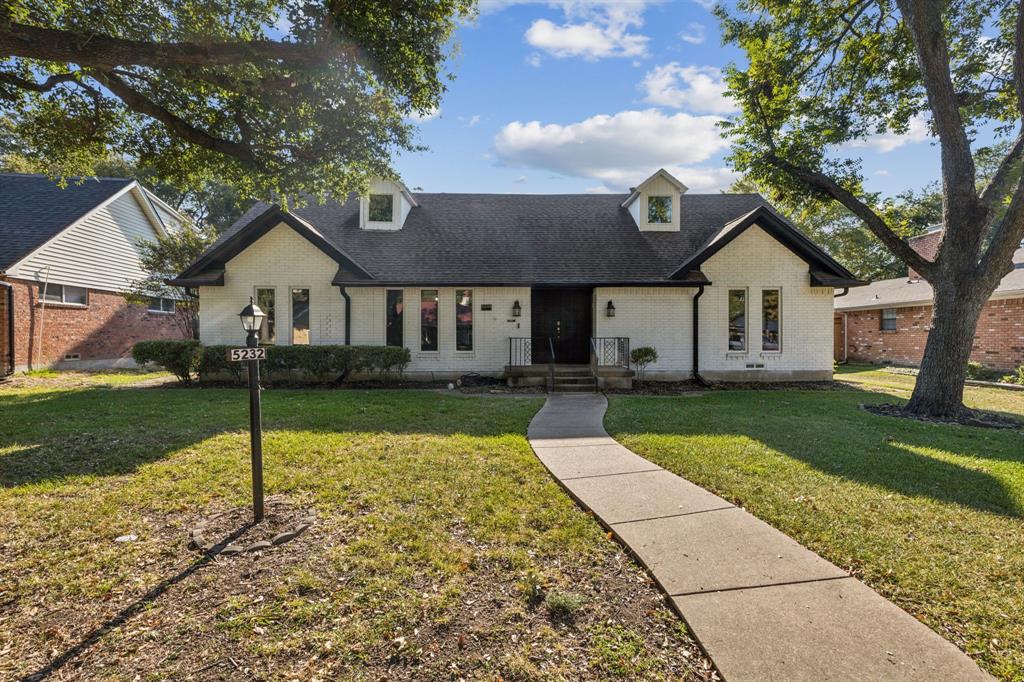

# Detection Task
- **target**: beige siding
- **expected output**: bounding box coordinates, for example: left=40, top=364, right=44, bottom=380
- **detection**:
left=7, top=187, right=163, bottom=293
left=698, top=224, right=834, bottom=379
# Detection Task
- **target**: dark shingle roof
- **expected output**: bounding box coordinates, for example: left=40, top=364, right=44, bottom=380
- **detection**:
left=0, top=174, right=134, bottom=270
left=205, top=192, right=775, bottom=285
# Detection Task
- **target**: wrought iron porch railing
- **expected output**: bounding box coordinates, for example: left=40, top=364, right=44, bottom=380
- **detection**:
left=590, top=337, right=630, bottom=369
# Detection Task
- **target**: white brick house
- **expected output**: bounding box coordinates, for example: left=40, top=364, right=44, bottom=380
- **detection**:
left=173, top=170, right=862, bottom=385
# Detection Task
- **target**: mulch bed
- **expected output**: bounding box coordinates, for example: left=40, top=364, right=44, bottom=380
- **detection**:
left=862, top=402, right=1022, bottom=429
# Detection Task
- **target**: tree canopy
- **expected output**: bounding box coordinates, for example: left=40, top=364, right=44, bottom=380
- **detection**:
left=0, top=0, right=474, bottom=201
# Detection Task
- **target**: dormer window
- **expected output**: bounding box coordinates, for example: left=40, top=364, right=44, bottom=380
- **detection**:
left=648, top=196, right=672, bottom=224
left=369, top=194, right=394, bottom=222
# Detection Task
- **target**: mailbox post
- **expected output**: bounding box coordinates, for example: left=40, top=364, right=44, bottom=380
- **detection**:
left=236, top=297, right=266, bottom=523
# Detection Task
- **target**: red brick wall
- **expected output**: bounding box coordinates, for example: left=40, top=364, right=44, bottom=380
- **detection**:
left=1, top=276, right=186, bottom=371
left=838, top=296, right=1024, bottom=370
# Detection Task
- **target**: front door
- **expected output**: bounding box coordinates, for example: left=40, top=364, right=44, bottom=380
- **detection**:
left=531, top=288, right=593, bottom=364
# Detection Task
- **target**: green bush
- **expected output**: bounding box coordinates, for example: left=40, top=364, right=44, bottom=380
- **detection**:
left=132, top=339, right=201, bottom=383
left=630, top=346, right=658, bottom=381
left=1000, top=365, right=1024, bottom=386
left=193, top=344, right=412, bottom=384
left=966, top=361, right=1000, bottom=382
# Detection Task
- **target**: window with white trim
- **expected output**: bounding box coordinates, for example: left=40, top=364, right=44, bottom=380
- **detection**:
left=761, top=289, right=781, bottom=351
left=255, top=287, right=276, bottom=344
left=369, top=194, right=394, bottom=222
left=647, top=196, right=672, bottom=223
left=41, top=284, right=87, bottom=305
left=291, top=288, right=310, bottom=345
left=727, top=289, right=746, bottom=351
left=420, top=290, right=438, bottom=351
left=455, top=289, right=473, bottom=351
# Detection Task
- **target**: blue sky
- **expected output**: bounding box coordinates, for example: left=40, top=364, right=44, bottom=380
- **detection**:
left=394, top=0, right=942, bottom=197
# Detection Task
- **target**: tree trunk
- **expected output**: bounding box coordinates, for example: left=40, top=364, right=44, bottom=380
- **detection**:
left=905, top=280, right=988, bottom=418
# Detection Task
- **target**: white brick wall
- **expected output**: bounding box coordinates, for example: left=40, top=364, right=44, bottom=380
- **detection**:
left=594, top=287, right=694, bottom=377
left=698, top=224, right=834, bottom=378
left=198, top=222, right=530, bottom=376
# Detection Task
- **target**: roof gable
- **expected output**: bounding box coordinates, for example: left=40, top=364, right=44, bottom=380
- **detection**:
left=619, top=169, right=688, bottom=209
left=668, top=205, right=865, bottom=287
left=170, top=205, right=373, bottom=286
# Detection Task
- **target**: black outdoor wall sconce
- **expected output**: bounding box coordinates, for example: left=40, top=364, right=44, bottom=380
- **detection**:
left=606, top=300, right=616, bottom=317
left=512, top=300, right=522, bottom=317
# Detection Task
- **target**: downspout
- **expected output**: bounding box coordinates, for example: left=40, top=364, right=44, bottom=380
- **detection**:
left=338, top=286, right=351, bottom=345
left=692, top=285, right=709, bottom=386
left=834, top=288, right=849, bottom=364
left=0, top=280, right=14, bottom=376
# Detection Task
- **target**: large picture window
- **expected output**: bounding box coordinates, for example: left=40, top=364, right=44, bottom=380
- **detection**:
left=421, top=290, right=438, bottom=351
left=369, top=194, right=394, bottom=222
left=386, top=290, right=404, bottom=347
left=256, top=287, right=276, bottom=344
left=647, top=196, right=672, bottom=223
left=881, top=308, right=898, bottom=331
left=456, top=289, right=473, bottom=351
left=291, top=288, right=310, bottom=345
left=728, top=289, right=746, bottom=351
left=761, top=289, right=781, bottom=351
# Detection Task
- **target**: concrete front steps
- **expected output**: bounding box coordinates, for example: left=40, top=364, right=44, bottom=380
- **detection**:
left=505, top=363, right=634, bottom=390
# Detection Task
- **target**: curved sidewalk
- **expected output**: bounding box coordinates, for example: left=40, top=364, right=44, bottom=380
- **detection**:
left=527, top=393, right=990, bottom=681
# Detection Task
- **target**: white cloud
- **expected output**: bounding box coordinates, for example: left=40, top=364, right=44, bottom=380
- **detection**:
left=458, top=114, right=482, bottom=127
left=849, top=115, right=930, bottom=153
left=517, top=1, right=660, bottom=60
left=493, top=108, right=732, bottom=190
left=874, top=169, right=890, bottom=176
left=526, top=52, right=543, bottom=67
left=680, top=22, right=705, bottom=45
left=408, top=106, right=441, bottom=122
left=640, top=63, right=736, bottom=114
left=514, top=175, right=529, bottom=184
left=690, top=0, right=715, bottom=9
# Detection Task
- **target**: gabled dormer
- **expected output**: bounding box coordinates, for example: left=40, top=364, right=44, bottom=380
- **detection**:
left=621, top=169, right=688, bottom=232
left=359, top=178, right=417, bottom=231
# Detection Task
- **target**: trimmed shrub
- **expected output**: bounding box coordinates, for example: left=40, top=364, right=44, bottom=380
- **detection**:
left=194, top=344, right=412, bottom=384
left=966, top=361, right=1000, bottom=382
left=630, top=346, right=658, bottom=381
left=132, top=339, right=201, bottom=383
left=1000, top=365, right=1024, bottom=386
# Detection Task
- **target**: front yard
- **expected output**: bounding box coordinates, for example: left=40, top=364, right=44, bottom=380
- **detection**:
left=0, top=375, right=709, bottom=680
left=606, top=366, right=1024, bottom=680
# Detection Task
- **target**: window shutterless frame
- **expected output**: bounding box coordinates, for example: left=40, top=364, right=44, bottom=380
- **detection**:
left=290, top=287, right=311, bottom=345
left=881, top=308, right=898, bottom=331
left=455, top=289, right=473, bottom=352
left=254, top=287, right=277, bottom=345
left=727, top=288, right=747, bottom=352
left=386, top=289, right=404, bottom=348
left=420, top=289, right=439, bottom=352
left=761, top=288, right=781, bottom=352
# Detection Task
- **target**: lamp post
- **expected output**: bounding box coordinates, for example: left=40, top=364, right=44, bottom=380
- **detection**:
left=239, top=297, right=266, bottom=523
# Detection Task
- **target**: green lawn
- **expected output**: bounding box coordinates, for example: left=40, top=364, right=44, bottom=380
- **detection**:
left=0, top=377, right=708, bottom=680
left=606, top=366, right=1024, bottom=680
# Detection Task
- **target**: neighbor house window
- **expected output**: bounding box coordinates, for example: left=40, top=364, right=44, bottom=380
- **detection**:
left=761, top=289, right=781, bottom=351
left=421, top=290, right=438, bottom=351
left=147, top=297, right=176, bottom=314
left=728, top=289, right=746, bottom=351
left=881, top=308, right=897, bottom=331
left=456, top=289, right=473, bottom=351
left=41, top=284, right=87, bottom=305
left=291, top=288, right=310, bottom=345
left=369, top=194, right=394, bottom=222
left=386, top=289, right=404, bottom=347
left=647, top=196, right=672, bottom=223
left=255, top=287, right=276, bottom=344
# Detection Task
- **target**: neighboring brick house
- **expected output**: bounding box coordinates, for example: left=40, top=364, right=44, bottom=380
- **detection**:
left=172, top=169, right=864, bottom=384
left=834, top=227, right=1024, bottom=370
left=0, top=174, right=188, bottom=375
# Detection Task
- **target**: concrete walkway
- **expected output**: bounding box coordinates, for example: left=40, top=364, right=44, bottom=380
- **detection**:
left=527, top=393, right=990, bottom=681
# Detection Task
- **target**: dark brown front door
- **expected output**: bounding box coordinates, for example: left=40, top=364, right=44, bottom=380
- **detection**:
left=531, top=288, right=593, bottom=364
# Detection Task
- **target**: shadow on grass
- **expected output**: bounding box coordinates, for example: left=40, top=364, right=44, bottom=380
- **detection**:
left=608, top=385, right=1024, bottom=518
left=22, top=522, right=254, bottom=682
left=0, top=386, right=541, bottom=489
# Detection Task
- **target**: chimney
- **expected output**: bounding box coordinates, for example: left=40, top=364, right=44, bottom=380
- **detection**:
left=906, top=227, right=942, bottom=280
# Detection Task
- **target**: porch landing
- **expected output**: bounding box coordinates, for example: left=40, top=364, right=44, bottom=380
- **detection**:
left=527, top=394, right=990, bottom=681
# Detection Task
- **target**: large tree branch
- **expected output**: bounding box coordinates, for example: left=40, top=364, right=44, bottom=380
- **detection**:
left=92, top=71, right=257, bottom=165
left=0, top=71, right=80, bottom=93
left=0, top=22, right=347, bottom=69
left=764, top=152, right=936, bottom=278
left=896, top=0, right=980, bottom=218
left=978, top=131, right=1024, bottom=219
left=978, top=175, right=1024, bottom=289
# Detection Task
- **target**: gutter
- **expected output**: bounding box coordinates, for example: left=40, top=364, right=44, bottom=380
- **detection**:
left=692, top=285, right=709, bottom=386
left=0, top=280, right=14, bottom=376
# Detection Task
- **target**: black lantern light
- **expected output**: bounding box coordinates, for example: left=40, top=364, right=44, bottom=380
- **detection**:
left=606, top=300, right=616, bottom=317
left=512, top=300, right=522, bottom=317
left=239, top=296, right=266, bottom=347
